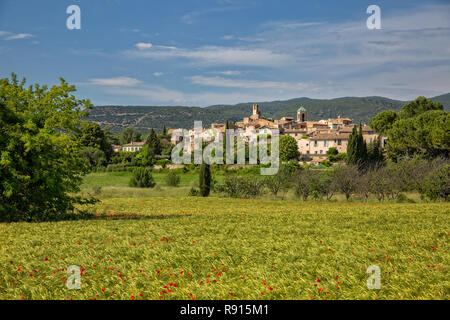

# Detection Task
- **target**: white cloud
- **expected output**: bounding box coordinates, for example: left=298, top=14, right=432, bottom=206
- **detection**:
left=153, top=72, right=164, bottom=77
left=214, top=70, right=241, bottom=76
left=135, top=42, right=152, bottom=50
left=0, top=31, right=34, bottom=41
left=124, top=45, right=294, bottom=67
left=87, top=76, right=142, bottom=87
left=189, top=75, right=315, bottom=91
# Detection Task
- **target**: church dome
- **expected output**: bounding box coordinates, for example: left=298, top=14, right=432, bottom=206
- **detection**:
left=297, top=106, right=306, bottom=112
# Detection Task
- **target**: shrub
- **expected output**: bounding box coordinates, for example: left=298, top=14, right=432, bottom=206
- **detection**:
left=420, top=165, right=450, bottom=201
left=215, top=176, right=264, bottom=198
left=166, top=171, right=181, bottom=187
left=188, top=187, right=200, bottom=196
left=129, top=167, right=156, bottom=188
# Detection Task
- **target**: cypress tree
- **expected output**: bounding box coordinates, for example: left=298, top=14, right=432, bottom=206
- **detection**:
left=346, top=126, right=358, bottom=165
left=357, top=122, right=368, bottom=166
left=199, top=163, right=211, bottom=197
left=147, top=128, right=162, bottom=156
left=346, top=123, right=368, bottom=168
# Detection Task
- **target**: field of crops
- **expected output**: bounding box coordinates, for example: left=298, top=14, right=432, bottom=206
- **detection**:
left=1, top=197, right=448, bottom=300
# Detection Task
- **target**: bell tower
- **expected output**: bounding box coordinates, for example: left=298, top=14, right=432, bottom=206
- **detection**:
left=297, top=106, right=307, bottom=122
left=251, top=103, right=261, bottom=120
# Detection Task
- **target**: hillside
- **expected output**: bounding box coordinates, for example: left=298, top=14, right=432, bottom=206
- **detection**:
left=85, top=94, right=449, bottom=133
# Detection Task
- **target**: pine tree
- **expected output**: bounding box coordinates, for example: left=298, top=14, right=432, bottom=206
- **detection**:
left=199, top=163, right=211, bottom=197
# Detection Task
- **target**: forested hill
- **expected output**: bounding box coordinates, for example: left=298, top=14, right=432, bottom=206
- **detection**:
left=85, top=94, right=450, bottom=133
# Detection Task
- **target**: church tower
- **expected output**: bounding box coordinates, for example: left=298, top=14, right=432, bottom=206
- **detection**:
left=297, top=106, right=307, bottom=122
left=250, top=103, right=261, bottom=120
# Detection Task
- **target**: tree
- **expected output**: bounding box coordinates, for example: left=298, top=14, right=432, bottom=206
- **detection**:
left=264, top=164, right=292, bottom=196
left=399, top=96, right=443, bottom=119
left=80, top=146, right=107, bottom=168
left=420, top=165, right=449, bottom=201
left=387, top=110, right=449, bottom=159
left=293, top=168, right=312, bottom=201
left=76, top=121, right=113, bottom=164
left=199, top=163, right=211, bottom=197
left=0, top=74, right=96, bottom=222
left=333, top=165, right=359, bottom=200
left=347, top=124, right=367, bottom=168
left=367, top=137, right=384, bottom=168
left=146, top=128, right=162, bottom=157
left=120, top=127, right=142, bottom=145
left=369, top=110, right=398, bottom=134
left=279, top=135, right=300, bottom=161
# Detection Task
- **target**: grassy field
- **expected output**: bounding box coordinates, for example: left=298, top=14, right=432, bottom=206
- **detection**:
left=1, top=196, right=448, bottom=300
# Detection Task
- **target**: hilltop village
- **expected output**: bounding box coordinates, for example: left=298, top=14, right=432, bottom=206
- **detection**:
left=114, top=104, right=381, bottom=163
left=162, top=104, right=380, bottom=163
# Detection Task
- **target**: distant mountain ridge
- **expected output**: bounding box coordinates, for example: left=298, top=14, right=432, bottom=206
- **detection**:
left=86, top=94, right=450, bottom=133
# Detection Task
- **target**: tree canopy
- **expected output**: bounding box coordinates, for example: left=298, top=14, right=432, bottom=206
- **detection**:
left=0, top=74, right=96, bottom=222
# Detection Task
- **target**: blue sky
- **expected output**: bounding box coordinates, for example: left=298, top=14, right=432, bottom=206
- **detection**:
left=1, top=0, right=449, bottom=106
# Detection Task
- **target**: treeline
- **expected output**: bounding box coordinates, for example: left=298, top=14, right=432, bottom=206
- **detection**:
left=214, top=158, right=449, bottom=202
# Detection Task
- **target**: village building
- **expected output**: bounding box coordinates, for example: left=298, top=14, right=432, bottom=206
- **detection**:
left=121, top=141, right=145, bottom=152
left=168, top=103, right=380, bottom=162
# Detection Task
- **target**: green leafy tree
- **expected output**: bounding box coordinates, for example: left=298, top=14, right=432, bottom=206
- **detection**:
left=420, top=165, right=449, bottom=201
left=76, top=121, right=113, bottom=164
left=369, top=110, right=398, bottom=134
left=120, top=127, right=142, bottom=145
left=0, top=74, right=96, bottom=222
left=199, top=163, right=211, bottom=197
left=279, top=135, right=300, bottom=162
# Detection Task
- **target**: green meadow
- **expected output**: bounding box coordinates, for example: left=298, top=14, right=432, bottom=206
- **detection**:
left=0, top=171, right=448, bottom=300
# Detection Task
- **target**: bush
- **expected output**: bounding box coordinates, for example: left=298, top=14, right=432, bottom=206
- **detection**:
left=188, top=187, right=200, bottom=196
left=166, top=171, right=181, bottom=187
left=216, top=176, right=264, bottom=198
left=129, top=167, right=156, bottom=188
left=420, top=165, right=450, bottom=201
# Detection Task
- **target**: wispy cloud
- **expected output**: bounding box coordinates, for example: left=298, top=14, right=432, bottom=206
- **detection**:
left=0, top=30, right=34, bottom=41
left=124, top=44, right=294, bottom=67
left=189, top=75, right=315, bottom=91
left=181, top=5, right=244, bottom=24
left=86, top=76, right=142, bottom=87
left=135, top=42, right=152, bottom=50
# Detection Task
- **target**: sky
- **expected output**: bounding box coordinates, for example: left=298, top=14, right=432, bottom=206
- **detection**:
left=0, top=0, right=449, bottom=106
